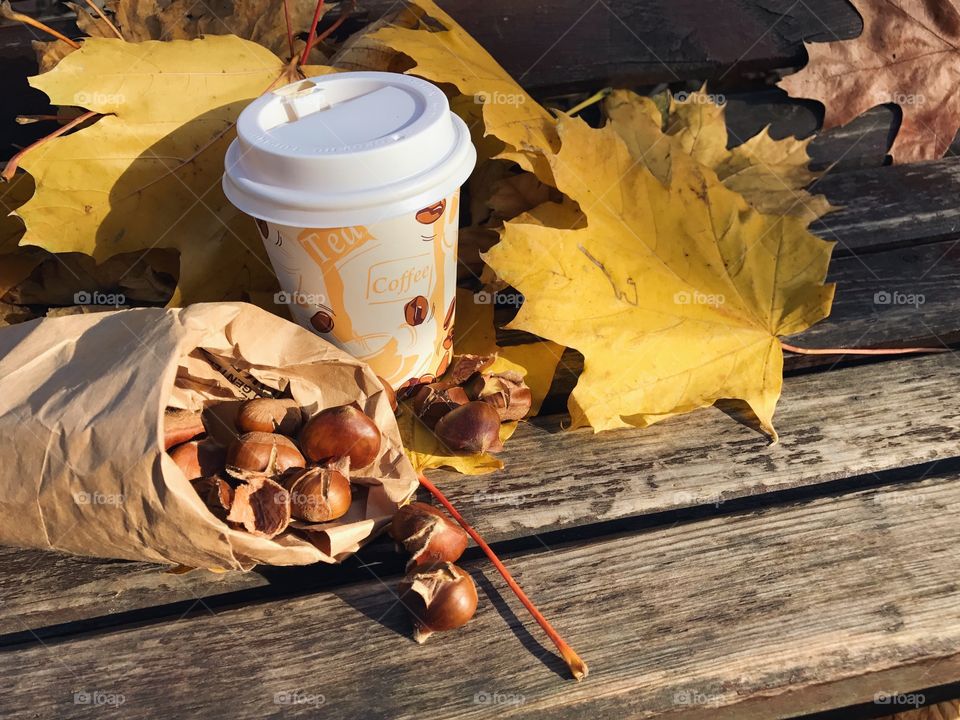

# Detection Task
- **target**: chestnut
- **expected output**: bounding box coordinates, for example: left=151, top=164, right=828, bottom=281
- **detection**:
left=377, top=375, right=398, bottom=414
left=399, top=562, right=478, bottom=643
left=169, top=439, right=227, bottom=480
left=281, top=462, right=352, bottom=523
left=236, top=398, right=303, bottom=436
left=226, top=475, right=291, bottom=538
left=412, top=383, right=469, bottom=429
left=191, top=475, right=234, bottom=515
left=463, top=371, right=532, bottom=421
left=442, top=354, right=494, bottom=384
left=300, top=405, right=381, bottom=469
left=390, top=502, right=468, bottom=568
left=433, top=401, right=503, bottom=453
left=163, top=407, right=205, bottom=450
left=227, top=432, right=305, bottom=473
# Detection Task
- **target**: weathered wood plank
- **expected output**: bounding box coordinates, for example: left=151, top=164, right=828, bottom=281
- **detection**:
left=796, top=240, right=960, bottom=350
left=0, top=546, right=267, bottom=639
left=357, top=0, right=861, bottom=90
left=2, top=474, right=959, bottom=719
left=812, top=159, right=960, bottom=253
left=2, top=351, right=958, bottom=640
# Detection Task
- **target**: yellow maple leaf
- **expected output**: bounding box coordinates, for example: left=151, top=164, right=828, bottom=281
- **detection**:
left=369, top=0, right=558, bottom=184
left=0, top=173, right=45, bottom=297
left=485, top=115, right=835, bottom=439
left=605, top=88, right=833, bottom=224
left=18, top=36, right=294, bottom=306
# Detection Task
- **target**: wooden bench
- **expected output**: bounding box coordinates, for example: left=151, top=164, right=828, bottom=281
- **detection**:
left=3, top=1, right=960, bottom=718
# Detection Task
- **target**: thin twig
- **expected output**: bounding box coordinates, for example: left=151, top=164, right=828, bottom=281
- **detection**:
left=281, top=0, right=295, bottom=59
left=0, top=4, right=81, bottom=47
left=567, top=87, right=613, bottom=117
left=299, top=0, right=325, bottom=66
left=305, top=0, right=354, bottom=55
left=80, top=0, right=123, bottom=39
left=2, top=110, right=99, bottom=181
left=780, top=341, right=947, bottom=356
left=416, top=473, right=589, bottom=681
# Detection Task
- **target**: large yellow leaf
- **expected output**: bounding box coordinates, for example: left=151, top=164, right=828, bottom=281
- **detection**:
left=485, top=115, right=835, bottom=439
left=369, top=0, right=557, bottom=184
left=0, top=173, right=45, bottom=297
left=19, top=36, right=289, bottom=306
left=605, top=88, right=833, bottom=224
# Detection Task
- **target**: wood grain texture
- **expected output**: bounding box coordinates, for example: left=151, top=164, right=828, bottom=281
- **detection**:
left=812, top=159, right=960, bottom=253
left=0, top=546, right=266, bottom=638
left=2, top=474, right=959, bottom=719
left=796, top=240, right=960, bottom=350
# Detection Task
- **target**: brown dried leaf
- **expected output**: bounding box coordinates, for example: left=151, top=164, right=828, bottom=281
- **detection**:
left=779, top=0, right=960, bottom=162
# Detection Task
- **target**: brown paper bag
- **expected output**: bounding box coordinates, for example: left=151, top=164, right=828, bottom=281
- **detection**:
left=0, top=302, right=418, bottom=570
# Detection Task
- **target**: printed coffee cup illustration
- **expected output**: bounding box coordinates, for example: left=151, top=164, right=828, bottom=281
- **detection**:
left=223, top=72, right=477, bottom=391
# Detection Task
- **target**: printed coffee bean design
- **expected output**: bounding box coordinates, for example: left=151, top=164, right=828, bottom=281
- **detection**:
left=416, top=200, right=446, bottom=225
left=404, top=296, right=429, bottom=326
left=255, top=218, right=269, bottom=238
left=310, top=309, right=335, bottom=333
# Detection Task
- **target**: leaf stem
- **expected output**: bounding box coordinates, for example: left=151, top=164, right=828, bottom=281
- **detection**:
left=80, top=0, right=123, bottom=40
left=305, top=0, right=354, bottom=55
left=780, top=341, right=947, bottom=356
left=299, top=0, right=326, bottom=66
left=416, top=473, right=589, bottom=681
left=567, top=87, right=612, bottom=117
left=2, top=110, right=99, bottom=181
left=281, top=0, right=295, bottom=59
left=0, top=4, right=81, bottom=47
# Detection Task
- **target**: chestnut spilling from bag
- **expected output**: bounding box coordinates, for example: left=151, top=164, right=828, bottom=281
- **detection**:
left=223, top=71, right=477, bottom=395
left=0, top=303, right=418, bottom=569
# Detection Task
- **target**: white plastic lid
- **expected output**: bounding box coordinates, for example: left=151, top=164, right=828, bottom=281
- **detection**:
left=222, top=72, right=476, bottom=227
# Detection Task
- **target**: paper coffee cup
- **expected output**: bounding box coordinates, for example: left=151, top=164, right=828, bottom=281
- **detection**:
left=223, top=72, right=476, bottom=391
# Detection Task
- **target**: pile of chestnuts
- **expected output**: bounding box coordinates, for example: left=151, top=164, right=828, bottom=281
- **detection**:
left=410, top=355, right=532, bottom=453
left=164, top=397, right=385, bottom=541
left=389, top=502, right=477, bottom=642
